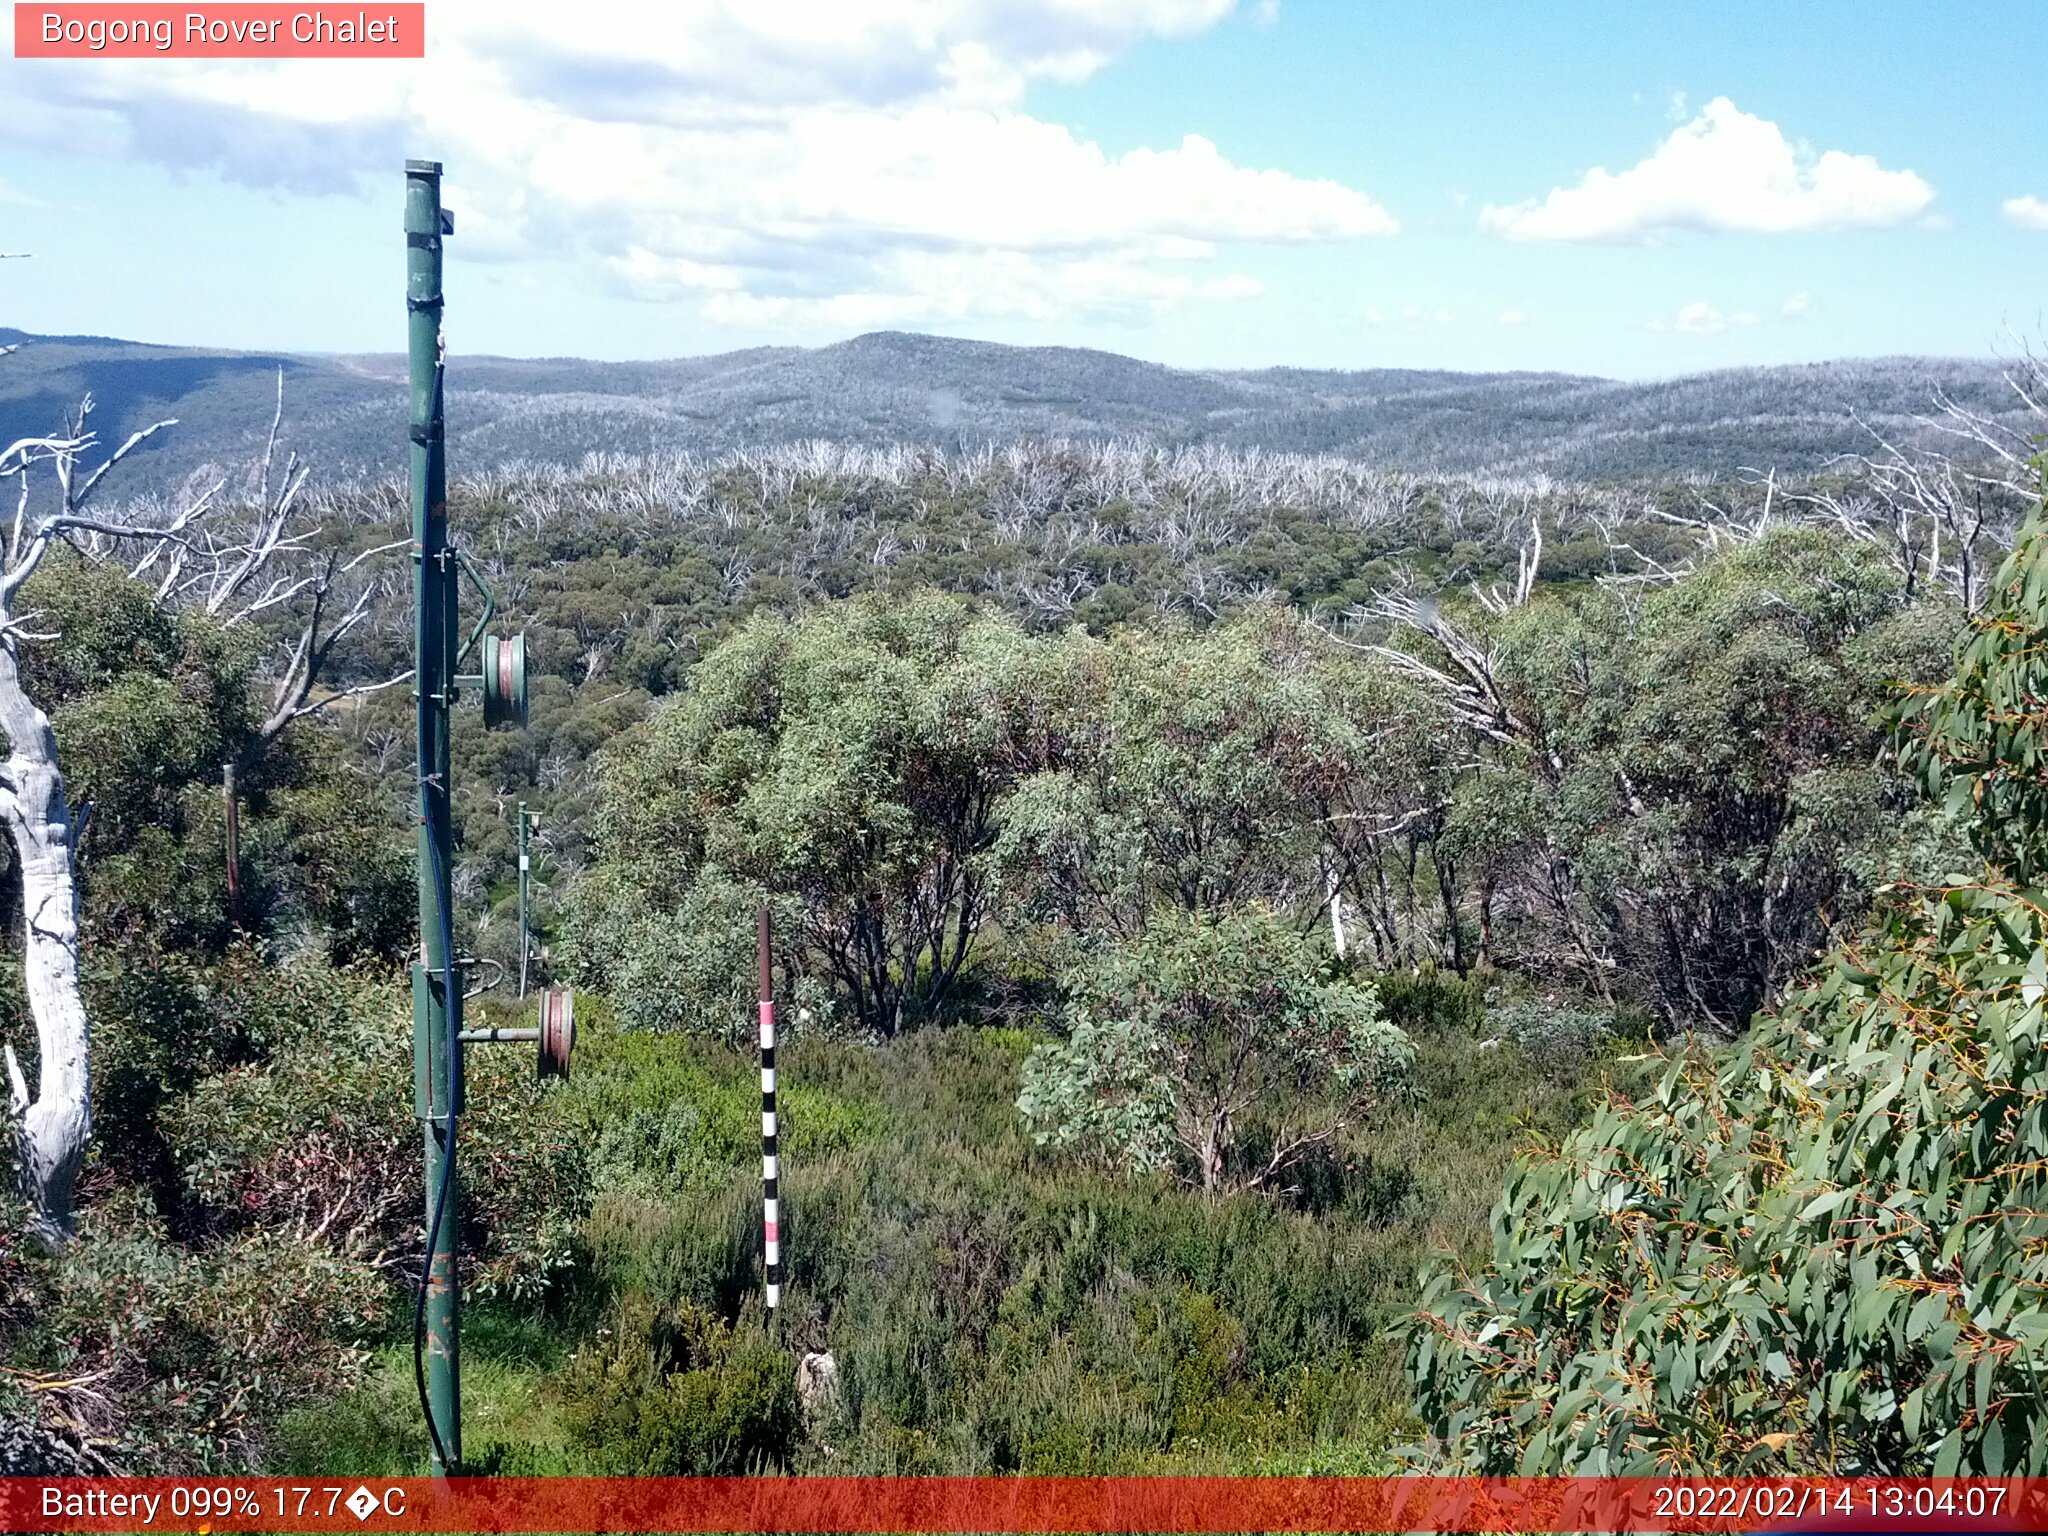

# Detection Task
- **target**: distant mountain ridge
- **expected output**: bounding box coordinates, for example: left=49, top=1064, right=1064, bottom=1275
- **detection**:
left=0, top=326, right=2028, bottom=491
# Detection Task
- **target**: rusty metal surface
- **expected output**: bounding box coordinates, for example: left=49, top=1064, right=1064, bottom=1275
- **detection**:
left=537, top=985, right=574, bottom=1079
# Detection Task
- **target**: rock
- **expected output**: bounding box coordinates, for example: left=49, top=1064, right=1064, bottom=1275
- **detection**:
left=0, top=1413, right=114, bottom=1475
left=797, top=1350, right=838, bottom=1419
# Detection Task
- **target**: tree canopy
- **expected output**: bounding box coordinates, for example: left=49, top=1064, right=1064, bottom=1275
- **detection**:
left=1404, top=491, right=2048, bottom=1475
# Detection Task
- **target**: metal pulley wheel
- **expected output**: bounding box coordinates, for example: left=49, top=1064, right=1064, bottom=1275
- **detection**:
left=481, top=632, right=528, bottom=728
left=537, top=985, right=574, bottom=1080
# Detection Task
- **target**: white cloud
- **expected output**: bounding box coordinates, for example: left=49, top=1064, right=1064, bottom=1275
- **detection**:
left=0, top=1, right=1393, bottom=331
left=1252, top=0, right=1281, bottom=24
left=1496, top=308, right=1526, bottom=326
left=1652, top=301, right=1758, bottom=335
left=1781, top=292, right=1814, bottom=318
left=1365, top=303, right=1453, bottom=329
left=2004, top=195, right=2048, bottom=231
left=702, top=247, right=1264, bottom=328
left=1480, top=97, right=1934, bottom=243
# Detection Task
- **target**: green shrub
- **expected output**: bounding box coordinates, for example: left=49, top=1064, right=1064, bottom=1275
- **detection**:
left=556, top=1295, right=800, bottom=1474
left=1370, top=967, right=1488, bottom=1036
left=13, top=1186, right=386, bottom=1471
left=164, top=963, right=585, bottom=1302
left=1018, top=906, right=1410, bottom=1192
left=1484, top=999, right=1618, bottom=1077
left=1406, top=494, right=2048, bottom=1475
left=563, top=1009, right=879, bottom=1204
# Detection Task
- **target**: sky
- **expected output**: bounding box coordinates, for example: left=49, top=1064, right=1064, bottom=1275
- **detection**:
left=0, top=0, right=2044, bottom=377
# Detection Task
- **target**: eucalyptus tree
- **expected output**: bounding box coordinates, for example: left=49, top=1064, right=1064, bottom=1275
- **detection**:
left=1407, top=486, right=2048, bottom=1476
left=1361, top=526, right=1962, bottom=1028
left=569, top=591, right=1049, bottom=1038
left=994, top=607, right=1438, bottom=950
left=1017, top=904, right=1410, bottom=1194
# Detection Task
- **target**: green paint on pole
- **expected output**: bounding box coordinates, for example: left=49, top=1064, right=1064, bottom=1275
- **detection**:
left=517, top=801, right=531, bottom=999
left=406, top=157, right=461, bottom=1478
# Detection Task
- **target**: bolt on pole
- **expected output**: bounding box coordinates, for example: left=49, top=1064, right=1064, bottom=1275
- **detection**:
left=406, top=157, right=461, bottom=1477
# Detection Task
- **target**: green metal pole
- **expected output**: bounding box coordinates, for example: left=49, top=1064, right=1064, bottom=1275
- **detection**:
left=406, top=158, right=461, bottom=1476
left=517, top=801, right=530, bottom=999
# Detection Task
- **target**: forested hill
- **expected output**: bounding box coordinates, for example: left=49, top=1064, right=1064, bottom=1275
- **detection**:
left=0, top=324, right=2028, bottom=489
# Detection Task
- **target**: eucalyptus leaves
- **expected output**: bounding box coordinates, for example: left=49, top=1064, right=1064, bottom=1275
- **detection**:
left=1407, top=482, right=2048, bottom=1474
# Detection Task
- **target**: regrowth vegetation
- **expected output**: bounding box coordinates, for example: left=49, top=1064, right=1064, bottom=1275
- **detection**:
left=0, top=379, right=2042, bottom=1476
left=1405, top=483, right=2048, bottom=1475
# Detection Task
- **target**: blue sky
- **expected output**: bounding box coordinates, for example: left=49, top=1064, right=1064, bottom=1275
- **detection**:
left=1, top=0, right=2043, bottom=376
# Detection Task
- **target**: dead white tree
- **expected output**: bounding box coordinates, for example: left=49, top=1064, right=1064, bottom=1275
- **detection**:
left=0, top=393, right=183, bottom=1243
left=1785, top=376, right=2040, bottom=612
left=123, top=373, right=411, bottom=759
left=1587, top=362, right=2045, bottom=610
left=0, top=367, right=405, bottom=1242
left=1336, top=516, right=1548, bottom=760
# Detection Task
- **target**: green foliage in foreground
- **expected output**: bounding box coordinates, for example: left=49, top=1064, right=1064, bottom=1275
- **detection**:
left=1408, top=881, right=2048, bottom=1473
left=557, top=1294, right=800, bottom=1474
left=0, top=959, right=580, bottom=1471
left=286, top=987, right=1633, bottom=1477
left=1408, top=492, right=2048, bottom=1474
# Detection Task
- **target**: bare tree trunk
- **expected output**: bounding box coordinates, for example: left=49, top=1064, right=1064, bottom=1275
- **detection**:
left=0, top=371, right=346, bottom=1248
left=0, top=642, right=88, bottom=1245
left=1324, top=863, right=1347, bottom=961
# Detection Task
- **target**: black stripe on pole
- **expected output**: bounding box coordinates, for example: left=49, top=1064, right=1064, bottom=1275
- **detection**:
left=760, top=905, right=779, bottom=1314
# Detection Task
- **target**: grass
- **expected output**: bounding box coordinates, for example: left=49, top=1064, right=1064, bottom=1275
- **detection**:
left=293, top=979, right=1655, bottom=1476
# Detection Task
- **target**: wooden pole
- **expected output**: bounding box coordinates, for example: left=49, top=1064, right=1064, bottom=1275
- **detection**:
left=222, top=761, right=240, bottom=928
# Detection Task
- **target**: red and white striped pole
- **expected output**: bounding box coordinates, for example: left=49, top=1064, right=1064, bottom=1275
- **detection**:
left=758, top=906, right=780, bottom=1314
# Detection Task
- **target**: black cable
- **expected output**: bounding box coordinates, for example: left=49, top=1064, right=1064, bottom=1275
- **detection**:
left=412, top=807, right=458, bottom=1475
left=412, top=353, right=460, bottom=1477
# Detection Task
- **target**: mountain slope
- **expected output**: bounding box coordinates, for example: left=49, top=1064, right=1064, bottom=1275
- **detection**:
left=0, top=326, right=2027, bottom=490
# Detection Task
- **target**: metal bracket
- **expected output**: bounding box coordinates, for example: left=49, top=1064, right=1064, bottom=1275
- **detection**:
left=453, top=546, right=497, bottom=668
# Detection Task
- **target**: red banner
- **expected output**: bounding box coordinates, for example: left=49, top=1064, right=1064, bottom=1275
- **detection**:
left=0, top=1477, right=2041, bottom=1533
left=13, top=5, right=425, bottom=58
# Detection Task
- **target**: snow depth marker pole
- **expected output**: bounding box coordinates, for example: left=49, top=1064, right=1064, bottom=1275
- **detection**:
left=760, top=906, right=780, bottom=1315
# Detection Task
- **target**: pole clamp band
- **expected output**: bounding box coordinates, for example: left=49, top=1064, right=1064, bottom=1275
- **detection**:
left=406, top=232, right=441, bottom=250
left=407, top=294, right=445, bottom=313
left=408, top=425, right=443, bottom=446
